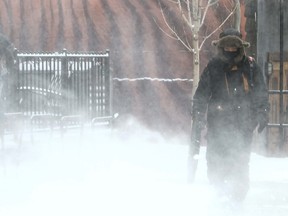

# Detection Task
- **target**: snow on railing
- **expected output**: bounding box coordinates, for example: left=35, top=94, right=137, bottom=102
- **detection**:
left=18, top=60, right=102, bottom=72
left=17, top=49, right=109, bottom=58
left=18, top=86, right=62, bottom=96
left=113, top=77, right=193, bottom=82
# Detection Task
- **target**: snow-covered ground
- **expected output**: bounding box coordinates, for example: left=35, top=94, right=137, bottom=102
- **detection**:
left=0, top=119, right=288, bottom=216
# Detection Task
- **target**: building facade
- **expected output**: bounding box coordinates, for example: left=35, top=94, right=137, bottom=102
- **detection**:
left=246, top=0, right=288, bottom=155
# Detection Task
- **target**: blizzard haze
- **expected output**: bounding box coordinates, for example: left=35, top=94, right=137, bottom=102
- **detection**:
left=0, top=117, right=288, bottom=216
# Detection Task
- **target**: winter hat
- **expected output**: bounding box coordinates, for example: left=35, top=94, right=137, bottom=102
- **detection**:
left=212, top=28, right=250, bottom=48
left=212, top=28, right=250, bottom=64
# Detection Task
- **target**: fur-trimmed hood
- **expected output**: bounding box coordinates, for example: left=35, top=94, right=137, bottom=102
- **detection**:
left=212, top=29, right=250, bottom=64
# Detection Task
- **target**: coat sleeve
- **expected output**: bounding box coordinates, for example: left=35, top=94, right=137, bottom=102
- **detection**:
left=192, top=66, right=212, bottom=117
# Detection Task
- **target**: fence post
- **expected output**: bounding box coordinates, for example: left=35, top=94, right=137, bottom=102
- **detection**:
left=61, top=48, right=69, bottom=116
left=106, top=49, right=111, bottom=117
left=14, top=48, right=20, bottom=112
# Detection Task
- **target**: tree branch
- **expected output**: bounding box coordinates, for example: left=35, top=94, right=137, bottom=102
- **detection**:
left=156, top=0, right=194, bottom=51
left=200, top=0, right=219, bottom=27
left=157, top=0, right=239, bottom=52
left=199, top=3, right=238, bottom=50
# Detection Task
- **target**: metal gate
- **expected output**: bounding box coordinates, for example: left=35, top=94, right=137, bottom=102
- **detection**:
left=265, top=1, right=288, bottom=156
left=266, top=53, right=288, bottom=156
left=15, top=49, right=111, bottom=123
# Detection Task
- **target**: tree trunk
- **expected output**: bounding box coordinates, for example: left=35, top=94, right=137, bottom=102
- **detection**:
left=234, top=0, right=241, bottom=31
left=192, top=0, right=201, bottom=98
left=192, top=27, right=200, bottom=98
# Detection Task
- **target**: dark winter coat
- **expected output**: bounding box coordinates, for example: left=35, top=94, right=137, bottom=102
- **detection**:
left=193, top=56, right=269, bottom=136
left=193, top=55, right=269, bottom=160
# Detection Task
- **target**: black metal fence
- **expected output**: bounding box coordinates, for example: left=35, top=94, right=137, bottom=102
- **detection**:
left=16, top=49, right=111, bottom=118
left=3, top=49, right=112, bottom=133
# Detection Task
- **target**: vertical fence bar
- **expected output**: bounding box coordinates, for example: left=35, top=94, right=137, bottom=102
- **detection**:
left=100, top=56, right=103, bottom=116
left=15, top=49, right=20, bottom=112
left=22, top=57, right=27, bottom=115
left=101, top=55, right=104, bottom=116
left=53, top=56, right=56, bottom=115
left=89, top=57, right=93, bottom=119
left=106, top=50, right=111, bottom=117
left=47, top=57, right=51, bottom=115
left=85, top=57, right=89, bottom=117
left=91, top=56, right=96, bottom=117
left=30, top=57, right=34, bottom=115
left=95, top=57, right=99, bottom=117
left=77, top=57, right=81, bottom=114
left=61, top=49, right=68, bottom=116
left=38, top=56, right=42, bottom=115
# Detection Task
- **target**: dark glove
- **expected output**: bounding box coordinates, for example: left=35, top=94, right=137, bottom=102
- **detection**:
left=257, top=110, right=269, bottom=133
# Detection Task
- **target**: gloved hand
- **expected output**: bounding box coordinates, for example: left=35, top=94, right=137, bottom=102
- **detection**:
left=257, top=111, right=269, bottom=133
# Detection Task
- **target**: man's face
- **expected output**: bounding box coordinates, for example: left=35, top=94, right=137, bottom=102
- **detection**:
left=223, top=46, right=240, bottom=61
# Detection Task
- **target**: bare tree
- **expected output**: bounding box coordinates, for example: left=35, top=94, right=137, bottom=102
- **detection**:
left=157, top=0, right=241, bottom=96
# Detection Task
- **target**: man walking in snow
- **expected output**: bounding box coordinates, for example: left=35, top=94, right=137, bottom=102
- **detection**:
left=191, top=28, right=269, bottom=201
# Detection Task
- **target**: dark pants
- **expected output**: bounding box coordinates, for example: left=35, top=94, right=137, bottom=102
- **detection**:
left=206, top=128, right=253, bottom=201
